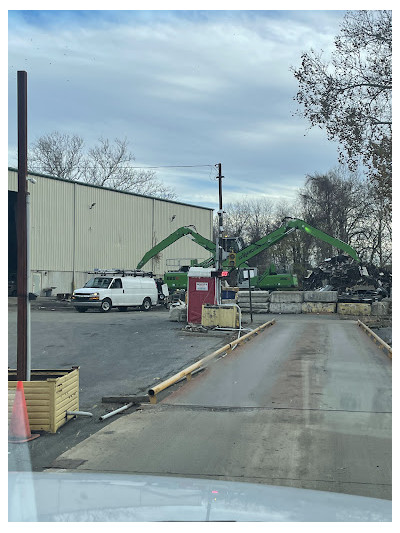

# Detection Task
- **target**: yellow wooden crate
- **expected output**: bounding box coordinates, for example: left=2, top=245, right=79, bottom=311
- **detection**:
left=201, top=305, right=239, bottom=328
left=8, top=367, right=79, bottom=433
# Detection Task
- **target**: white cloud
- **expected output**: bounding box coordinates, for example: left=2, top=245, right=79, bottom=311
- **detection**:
left=8, top=10, right=346, bottom=210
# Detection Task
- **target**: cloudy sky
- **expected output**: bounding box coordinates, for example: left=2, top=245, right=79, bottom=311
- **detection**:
left=8, top=7, right=353, bottom=210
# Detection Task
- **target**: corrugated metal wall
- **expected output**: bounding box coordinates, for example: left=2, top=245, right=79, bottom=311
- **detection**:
left=8, top=169, right=213, bottom=291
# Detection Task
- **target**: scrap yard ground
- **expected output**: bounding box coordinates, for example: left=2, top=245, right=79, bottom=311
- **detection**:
left=8, top=299, right=391, bottom=502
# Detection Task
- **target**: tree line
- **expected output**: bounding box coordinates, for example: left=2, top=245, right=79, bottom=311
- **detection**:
left=28, top=132, right=177, bottom=200
left=217, top=167, right=391, bottom=275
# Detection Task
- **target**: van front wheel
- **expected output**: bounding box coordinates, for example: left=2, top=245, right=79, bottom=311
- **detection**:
left=100, top=298, right=112, bottom=313
left=141, top=298, right=151, bottom=311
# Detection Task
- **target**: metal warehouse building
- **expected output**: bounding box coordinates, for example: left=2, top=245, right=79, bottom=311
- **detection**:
left=8, top=168, right=214, bottom=296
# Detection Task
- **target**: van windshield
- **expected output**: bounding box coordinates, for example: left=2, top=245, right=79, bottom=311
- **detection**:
left=84, top=277, right=113, bottom=288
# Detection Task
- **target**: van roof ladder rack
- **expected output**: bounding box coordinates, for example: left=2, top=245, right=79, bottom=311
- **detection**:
left=88, top=269, right=154, bottom=278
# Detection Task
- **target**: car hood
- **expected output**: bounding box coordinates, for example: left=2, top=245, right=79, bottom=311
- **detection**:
left=9, top=472, right=391, bottom=522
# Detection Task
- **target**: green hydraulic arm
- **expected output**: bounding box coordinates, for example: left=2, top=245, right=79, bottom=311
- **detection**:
left=217, top=217, right=360, bottom=271
left=136, top=226, right=216, bottom=270
left=137, top=218, right=360, bottom=274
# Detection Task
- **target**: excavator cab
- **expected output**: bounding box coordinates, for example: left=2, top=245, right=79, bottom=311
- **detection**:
left=222, top=236, right=244, bottom=253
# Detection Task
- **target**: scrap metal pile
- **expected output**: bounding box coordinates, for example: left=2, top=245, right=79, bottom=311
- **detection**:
left=303, top=255, right=392, bottom=302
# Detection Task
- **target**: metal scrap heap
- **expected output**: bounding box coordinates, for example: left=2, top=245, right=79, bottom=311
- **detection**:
left=303, top=255, right=392, bottom=302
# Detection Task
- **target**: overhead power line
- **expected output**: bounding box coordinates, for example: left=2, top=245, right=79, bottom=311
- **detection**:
left=67, top=164, right=217, bottom=170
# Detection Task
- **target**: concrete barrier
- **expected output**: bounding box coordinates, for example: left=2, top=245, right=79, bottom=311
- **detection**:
left=371, top=301, right=391, bottom=316
left=240, top=309, right=270, bottom=314
left=302, top=302, right=337, bottom=314
left=169, top=306, right=187, bottom=322
left=239, top=302, right=270, bottom=309
left=303, top=291, right=338, bottom=303
left=337, top=303, right=371, bottom=316
left=238, top=291, right=270, bottom=302
left=239, top=303, right=270, bottom=313
left=270, top=302, right=302, bottom=314
left=238, top=298, right=270, bottom=305
left=270, top=291, right=304, bottom=303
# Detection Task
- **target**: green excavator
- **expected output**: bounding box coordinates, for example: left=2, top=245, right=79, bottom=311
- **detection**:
left=136, top=218, right=360, bottom=292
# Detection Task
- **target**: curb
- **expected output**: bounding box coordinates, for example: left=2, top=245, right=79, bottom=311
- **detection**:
left=357, top=320, right=392, bottom=359
left=148, top=319, right=276, bottom=403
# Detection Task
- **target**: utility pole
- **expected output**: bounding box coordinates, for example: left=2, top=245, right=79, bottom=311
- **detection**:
left=16, top=70, right=28, bottom=381
left=215, top=163, right=224, bottom=304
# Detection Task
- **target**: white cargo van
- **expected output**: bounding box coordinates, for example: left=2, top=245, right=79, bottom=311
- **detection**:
left=71, top=272, right=159, bottom=313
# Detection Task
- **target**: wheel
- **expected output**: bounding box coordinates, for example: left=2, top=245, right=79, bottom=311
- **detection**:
left=141, top=297, right=151, bottom=311
left=118, top=306, right=128, bottom=312
left=76, top=307, right=87, bottom=313
left=100, top=298, right=112, bottom=313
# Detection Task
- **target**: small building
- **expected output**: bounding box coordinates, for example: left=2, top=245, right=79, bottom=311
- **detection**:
left=8, top=168, right=214, bottom=295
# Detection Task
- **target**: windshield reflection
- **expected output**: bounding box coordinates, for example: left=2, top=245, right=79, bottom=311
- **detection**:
left=84, top=277, right=112, bottom=289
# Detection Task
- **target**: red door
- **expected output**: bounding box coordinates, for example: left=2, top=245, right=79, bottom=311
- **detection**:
left=187, top=276, right=217, bottom=323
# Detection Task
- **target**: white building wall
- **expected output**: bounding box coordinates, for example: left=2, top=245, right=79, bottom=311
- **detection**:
left=8, top=169, right=213, bottom=295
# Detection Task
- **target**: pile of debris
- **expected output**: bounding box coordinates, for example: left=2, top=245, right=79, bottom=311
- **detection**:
left=303, top=255, right=391, bottom=303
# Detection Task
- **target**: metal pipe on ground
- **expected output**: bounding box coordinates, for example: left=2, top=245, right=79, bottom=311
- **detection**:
left=357, top=320, right=392, bottom=358
left=148, top=319, right=275, bottom=402
left=66, top=410, right=93, bottom=418
left=99, top=402, right=134, bottom=421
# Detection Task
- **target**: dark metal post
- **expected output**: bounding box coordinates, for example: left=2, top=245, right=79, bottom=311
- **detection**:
left=247, top=269, right=253, bottom=323
left=215, top=163, right=224, bottom=304
left=217, top=163, right=223, bottom=270
left=16, top=71, right=28, bottom=381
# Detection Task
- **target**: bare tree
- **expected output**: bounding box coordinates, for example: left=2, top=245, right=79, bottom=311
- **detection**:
left=220, top=198, right=274, bottom=244
left=29, top=132, right=176, bottom=200
left=350, top=184, right=391, bottom=267
left=292, top=10, right=392, bottom=208
left=269, top=201, right=311, bottom=275
left=221, top=201, right=251, bottom=240
left=29, top=132, right=85, bottom=181
left=298, top=167, right=391, bottom=267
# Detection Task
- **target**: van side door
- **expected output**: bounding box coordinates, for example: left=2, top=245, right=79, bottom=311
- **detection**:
left=109, top=278, right=124, bottom=306
left=122, top=278, right=140, bottom=306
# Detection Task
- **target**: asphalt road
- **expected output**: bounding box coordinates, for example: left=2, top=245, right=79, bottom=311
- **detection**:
left=8, top=306, right=236, bottom=408
left=39, top=315, right=392, bottom=500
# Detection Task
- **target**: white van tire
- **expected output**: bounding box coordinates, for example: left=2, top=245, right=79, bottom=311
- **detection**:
left=100, top=298, right=112, bottom=313
left=141, top=298, right=152, bottom=311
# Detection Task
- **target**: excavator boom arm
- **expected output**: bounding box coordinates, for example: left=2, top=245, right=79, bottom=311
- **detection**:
left=285, top=219, right=360, bottom=261
left=137, top=219, right=360, bottom=272
left=136, top=227, right=215, bottom=270
left=223, top=218, right=360, bottom=270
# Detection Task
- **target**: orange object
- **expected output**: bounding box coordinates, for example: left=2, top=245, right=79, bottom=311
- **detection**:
left=9, top=381, right=40, bottom=443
